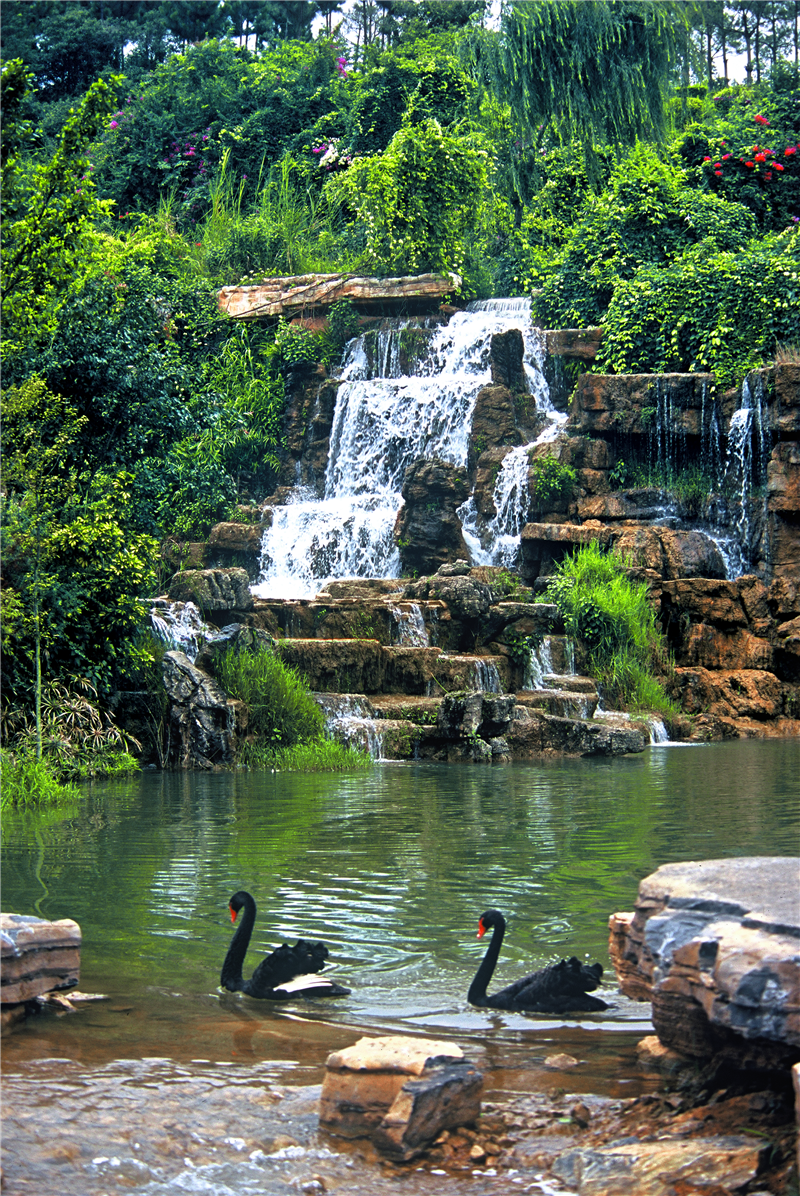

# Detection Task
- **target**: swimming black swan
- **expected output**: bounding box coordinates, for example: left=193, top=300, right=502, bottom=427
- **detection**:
left=467, top=909, right=608, bottom=1013
left=220, top=890, right=350, bottom=999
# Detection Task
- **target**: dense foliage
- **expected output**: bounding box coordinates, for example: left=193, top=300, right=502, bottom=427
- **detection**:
left=2, top=1, right=799, bottom=757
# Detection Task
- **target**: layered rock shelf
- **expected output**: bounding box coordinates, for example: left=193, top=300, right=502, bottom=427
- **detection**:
left=1, top=913, right=81, bottom=1008
left=218, top=271, right=461, bottom=320
left=609, top=857, right=800, bottom=1070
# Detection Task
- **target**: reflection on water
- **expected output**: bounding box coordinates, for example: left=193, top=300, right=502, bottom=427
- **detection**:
left=2, top=740, right=798, bottom=1193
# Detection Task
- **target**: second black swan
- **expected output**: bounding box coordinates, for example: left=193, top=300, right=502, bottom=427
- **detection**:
left=220, top=890, right=350, bottom=999
left=467, top=909, right=608, bottom=1013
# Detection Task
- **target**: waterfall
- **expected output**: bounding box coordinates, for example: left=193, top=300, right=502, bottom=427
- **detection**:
left=522, top=638, right=553, bottom=689
left=648, top=718, right=670, bottom=744
left=253, top=300, right=557, bottom=599
left=314, top=693, right=385, bottom=760
left=471, top=659, right=502, bottom=692
left=390, top=603, right=429, bottom=647
left=149, top=600, right=209, bottom=663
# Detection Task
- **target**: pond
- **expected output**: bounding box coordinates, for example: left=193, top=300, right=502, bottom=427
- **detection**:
left=2, top=739, right=798, bottom=1195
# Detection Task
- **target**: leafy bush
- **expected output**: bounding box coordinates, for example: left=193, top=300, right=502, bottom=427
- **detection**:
left=598, top=227, right=799, bottom=383
left=532, top=454, right=576, bottom=503
left=531, top=143, right=758, bottom=328
left=242, top=738, right=371, bottom=772
left=329, top=116, right=488, bottom=277
left=2, top=675, right=139, bottom=792
left=542, top=542, right=674, bottom=713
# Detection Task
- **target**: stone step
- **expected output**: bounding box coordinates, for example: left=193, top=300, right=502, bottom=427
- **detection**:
left=542, top=673, right=598, bottom=694
left=516, top=689, right=599, bottom=719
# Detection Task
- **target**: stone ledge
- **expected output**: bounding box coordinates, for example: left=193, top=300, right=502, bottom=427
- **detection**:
left=609, top=857, right=800, bottom=1065
left=218, top=272, right=460, bottom=320
left=1, top=913, right=81, bottom=1005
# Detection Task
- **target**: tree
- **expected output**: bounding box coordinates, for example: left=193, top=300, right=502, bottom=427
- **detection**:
left=1, top=63, right=119, bottom=351
left=492, top=0, right=685, bottom=156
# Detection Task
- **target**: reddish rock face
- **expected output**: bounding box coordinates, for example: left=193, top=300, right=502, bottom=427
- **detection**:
left=670, top=667, right=784, bottom=720
left=570, top=373, right=714, bottom=436
left=768, top=442, right=800, bottom=513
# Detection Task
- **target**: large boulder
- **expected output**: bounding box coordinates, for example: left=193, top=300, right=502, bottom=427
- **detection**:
left=168, top=568, right=253, bottom=616
left=510, top=708, right=646, bottom=757
left=395, top=458, right=470, bottom=576
left=161, top=650, right=236, bottom=769
left=207, top=522, right=265, bottom=579
left=609, top=857, right=800, bottom=1070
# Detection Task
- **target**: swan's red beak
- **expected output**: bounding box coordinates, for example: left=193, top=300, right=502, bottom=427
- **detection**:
left=477, top=919, right=486, bottom=939
left=229, top=906, right=237, bottom=924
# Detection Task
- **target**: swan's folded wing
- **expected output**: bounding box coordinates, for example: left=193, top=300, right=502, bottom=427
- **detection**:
left=249, top=939, right=329, bottom=990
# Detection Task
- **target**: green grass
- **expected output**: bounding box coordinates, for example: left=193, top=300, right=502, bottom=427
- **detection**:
left=542, top=541, right=677, bottom=715
left=0, top=750, right=81, bottom=810
left=216, top=643, right=372, bottom=773
left=239, top=738, right=372, bottom=772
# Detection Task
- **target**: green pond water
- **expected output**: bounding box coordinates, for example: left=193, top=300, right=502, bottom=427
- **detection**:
left=2, top=740, right=798, bottom=1195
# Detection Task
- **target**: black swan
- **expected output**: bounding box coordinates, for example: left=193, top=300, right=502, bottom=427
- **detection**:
left=467, top=909, right=608, bottom=1013
left=220, top=891, right=350, bottom=999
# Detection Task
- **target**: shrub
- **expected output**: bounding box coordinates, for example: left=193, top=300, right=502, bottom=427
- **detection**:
left=242, top=738, right=371, bottom=772
left=0, top=749, right=80, bottom=810
left=532, top=454, right=576, bottom=504
left=216, top=643, right=324, bottom=750
left=542, top=541, right=675, bottom=713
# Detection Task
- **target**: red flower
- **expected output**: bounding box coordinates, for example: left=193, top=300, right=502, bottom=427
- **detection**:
left=774, top=163, right=785, bottom=171
left=713, top=169, right=723, bottom=177
left=785, top=147, right=797, bottom=156
left=722, top=153, right=731, bottom=160
left=754, top=114, right=770, bottom=125
left=755, top=152, right=767, bottom=163
left=765, top=171, right=773, bottom=180
left=703, top=155, right=711, bottom=161
left=744, top=161, right=755, bottom=168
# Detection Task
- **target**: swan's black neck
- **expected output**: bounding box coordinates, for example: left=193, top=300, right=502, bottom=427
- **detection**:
left=467, top=911, right=505, bottom=1007
left=220, top=891, right=256, bottom=992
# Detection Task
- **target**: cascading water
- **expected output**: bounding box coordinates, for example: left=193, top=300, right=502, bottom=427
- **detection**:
left=390, top=603, right=429, bottom=647
left=253, top=299, right=558, bottom=599
left=150, top=600, right=209, bottom=664
left=471, top=659, right=502, bottom=693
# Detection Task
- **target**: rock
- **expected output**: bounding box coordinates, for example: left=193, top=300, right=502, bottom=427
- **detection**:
left=1, top=913, right=81, bottom=1005
left=168, top=568, right=253, bottom=614
left=569, top=373, right=715, bottom=437
left=520, top=522, right=617, bottom=581
left=207, top=522, right=264, bottom=579
left=479, top=694, right=516, bottom=737
left=395, top=457, right=470, bottom=576
left=218, top=272, right=460, bottom=320
left=490, top=329, right=526, bottom=391
left=551, top=1135, right=768, bottom=1195
left=161, top=650, right=236, bottom=769
left=608, top=857, right=800, bottom=1068
left=372, top=1060, right=484, bottom=1161
left=510, top=710, right=646, bottom=757
left=436, top=691, right=483, bottom=738
left=768, top=441, right=800, bottom=513
left=194, top=624, right=274, bottom=675
left=544, top=1053, right=579, bottom=1070
left=276, top=639, right=385, bottom=694
left=544, top=328, right=603, bottom=362
left=470, top=385, right=522, bottom=453
left=422, top=573, right=493, bottom=621
left=320, top=1035, right=481, bottom=1162
left=794, top=1062, right=800, bottom=1177
left=670, top=667, right=783, bottom=721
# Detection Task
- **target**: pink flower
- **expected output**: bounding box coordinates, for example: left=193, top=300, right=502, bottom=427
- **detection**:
left=110, top=120, right=118, bottom=129
left=722, top=153, right=731, bottom=160
left=754, top=114, right=770, bottom=125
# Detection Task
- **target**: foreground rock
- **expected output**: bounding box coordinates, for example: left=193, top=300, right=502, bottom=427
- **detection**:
left=1, top=913, right=81, bottom=1019
left=320, top=1035, right=483, bottom=1161
left=161, top=650, right=237, bottom=769
left=609, top=856, right=800, bottom=1069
